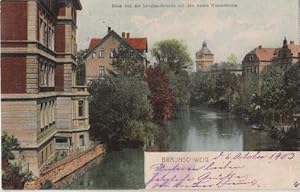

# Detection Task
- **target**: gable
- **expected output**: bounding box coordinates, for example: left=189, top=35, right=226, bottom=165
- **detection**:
left=85, top=30, right=146, bottom=60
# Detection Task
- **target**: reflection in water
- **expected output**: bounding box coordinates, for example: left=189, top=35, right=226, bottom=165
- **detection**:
left=63, top=148, right=144, bottom=189
left=63, top=107, right=282, bottom=189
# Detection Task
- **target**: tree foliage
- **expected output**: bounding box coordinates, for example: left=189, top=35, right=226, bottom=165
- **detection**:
left=2, top=133, right=32, bottom=189
left=190, top=70, right=241, bottom=110
left=111, top=45, right=145, bottom=77
left=88, top=76, right=158, bottom=146
left=227, top=54, right=238, bottom=64
left=76, top=49, right=89, bottom=85
left=145, top=66, right=174, bottom=122
left=241, top=64, right=300, bottom=125
left=151, top=39, right=192, bottom=73
left=151, top=39, right=192, bottom=105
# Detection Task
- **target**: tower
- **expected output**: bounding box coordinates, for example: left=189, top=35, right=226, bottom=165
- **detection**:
left=195, top=41, right=214, bottom=72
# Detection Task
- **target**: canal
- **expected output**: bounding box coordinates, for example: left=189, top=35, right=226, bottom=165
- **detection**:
left=59, top=106, right=283, bottom=189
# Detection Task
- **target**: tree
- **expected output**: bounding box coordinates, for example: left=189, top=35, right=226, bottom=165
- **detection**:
left=190, top=72, right=211, bottom=105
left=76, top=49, right=89, bottom=85
left=88, top=76, right=158, bottom=147
left=260, top=67, right=286, bottom=110
left=168, top=70, right=191, bottom=105
left=111, top=45, right=145, bottom=77
left=227, top=54, right=238, bottom=65
left=145, top=66, right=174, bottom=122
left=151, top=39, right=192, bottom=106
left=2, top=133, right=32, bottom=189
left=151, top=39, right=192, bottom=73
left=247, top=65, right=300, bottom=126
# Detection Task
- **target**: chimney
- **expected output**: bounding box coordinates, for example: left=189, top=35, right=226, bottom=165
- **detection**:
left=290, top=41, right=295, bottom=45
left=258, top=45, right=262, bottom=49
left=108, top=27, right=111, bottom=33
left=122, top=32, right=125, bottom=38
left=126, top=33, right=130, bottom=39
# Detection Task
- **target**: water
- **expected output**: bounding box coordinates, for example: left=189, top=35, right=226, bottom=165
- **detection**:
left=62, top=107, right=282, bottom=189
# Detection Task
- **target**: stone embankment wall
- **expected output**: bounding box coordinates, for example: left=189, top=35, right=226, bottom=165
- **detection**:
left=24, top=144, right=105, bottom=190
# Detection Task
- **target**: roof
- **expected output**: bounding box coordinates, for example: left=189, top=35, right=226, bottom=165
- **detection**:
left=88, top=37, right=148, bottom=52
left=253, top=48, right=276, bottom=61
left=88, top=38, right=102, bottom=50
left=288, top=44, right=300, bottom=57
left=85, top=30, right=148, bottom=61
left=73, top=0, right=82, bottom=10
left=196, top=41, right=213, bottom=57
left=125, top=38, right=148, bottom=52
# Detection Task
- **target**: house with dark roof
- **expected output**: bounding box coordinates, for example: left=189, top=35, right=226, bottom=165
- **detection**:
left=84, top=27, right=148, bottom=83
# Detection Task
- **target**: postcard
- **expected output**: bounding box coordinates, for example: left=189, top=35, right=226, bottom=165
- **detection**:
left=1, top=0, right=300, bottom=191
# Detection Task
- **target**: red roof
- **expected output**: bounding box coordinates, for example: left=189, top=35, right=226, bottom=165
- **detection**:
left=88, top=38, right=102, bottom=50
left=288, top=44, right=300, bottom=57
left=125, top=38, right=148, bottom=52
left=254, top=48, right=276, bottom=61
left=88, top=37, right=148, bottom=52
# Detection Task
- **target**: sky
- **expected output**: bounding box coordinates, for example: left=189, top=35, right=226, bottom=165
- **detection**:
left=77, top=0, right=299, bottom=64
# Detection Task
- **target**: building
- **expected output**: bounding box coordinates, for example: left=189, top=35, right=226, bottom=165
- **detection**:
left=273, top=39, right=300, bottom=67
left=242, top=39, right=300, bottom=95
left=195, top=41, right=214, bottom=72
left=85, top=28, right=148, bottom=83
left=1, top=0, right=90, bottom=176
left=242, top=38, right=299, bottom=76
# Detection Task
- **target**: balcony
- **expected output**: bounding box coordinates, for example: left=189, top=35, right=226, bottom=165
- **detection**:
left=72, top=85, right=88, bottom=93
left=56, top=142, right=70, bottom=150
left=73, top=117, right=89, bottom=129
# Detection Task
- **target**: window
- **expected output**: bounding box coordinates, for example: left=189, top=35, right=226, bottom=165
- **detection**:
left=99, top=66, right=105, bottom=77
left=110, top=48, right=116, bottom=58
left=45, top=103, right=49, bottom=130
left=41, top=150, right=44, bottom=163
left=43, top=24, right=48, bottom=46
left=48, top=28, right=54, bottom=50
left=79, top=135, right=85, bottom=146
left=40, top=63, right=45, bottom=86
left=39, top=19, right=43, bottom=43
left=99, top=48, right=104, bottom=58
left=50, top=143, right=53, bottom=154
left=39, top=61, right=55, bottom=88
left=56, top=138, right=68, bottom=143
left=40, top=104, right=44, bottom=132
left=92, top=51, right=96, bottom=59
left=78, top=100, right=84, bottom=117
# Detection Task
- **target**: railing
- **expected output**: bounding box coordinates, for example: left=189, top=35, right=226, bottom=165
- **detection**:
left=56, top=143, right=70, bottom=150
left=72, top=85, right=88, bottom=93
left=37, top=123, right=56, bottom=143
left=72, top=117, right=89, bottom=129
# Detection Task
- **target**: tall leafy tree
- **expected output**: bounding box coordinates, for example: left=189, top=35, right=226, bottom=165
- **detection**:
left=145, top=66, right=174, bottom=122
left=151, top=39, right=192, bottom=73
left=151, top=39, right=192, bottom=105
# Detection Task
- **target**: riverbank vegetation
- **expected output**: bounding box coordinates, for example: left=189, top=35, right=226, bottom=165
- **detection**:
left=190, top=62, right=300, bottom=145
left=89, top=40, right=192, bottom=149
left=190, top=64, right=241, bottom=111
